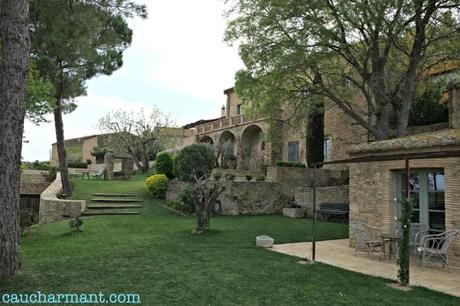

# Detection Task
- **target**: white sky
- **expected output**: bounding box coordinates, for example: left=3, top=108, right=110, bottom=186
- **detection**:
left=22, top=0, right=243, bottom=161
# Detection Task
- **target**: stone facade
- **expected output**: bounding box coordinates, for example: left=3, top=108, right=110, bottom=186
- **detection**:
left=348, top=131, right=460, bottom=269
left=39, top=173, right=86, bottom=224
left=295, top=185, right=349, bottom=217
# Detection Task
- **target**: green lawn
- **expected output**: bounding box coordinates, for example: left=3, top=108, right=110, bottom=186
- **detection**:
left=1, top=174, right=458, bottom=305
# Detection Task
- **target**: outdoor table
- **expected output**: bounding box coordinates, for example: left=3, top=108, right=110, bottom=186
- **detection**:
left=380, top=233, right=400, bottom=260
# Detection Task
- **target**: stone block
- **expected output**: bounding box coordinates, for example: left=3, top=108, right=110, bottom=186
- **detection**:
left=256, top=235, right=274, bottom=248
left=283, top=207, right=306, bottom=218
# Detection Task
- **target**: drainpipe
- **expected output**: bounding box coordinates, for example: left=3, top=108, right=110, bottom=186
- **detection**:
left=312, top=165, right=317, bottom=261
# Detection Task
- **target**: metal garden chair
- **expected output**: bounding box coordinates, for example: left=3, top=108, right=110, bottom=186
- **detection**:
left=417, top=229, right=459, bottom=271
left=350, top=222, right=383, bottom=258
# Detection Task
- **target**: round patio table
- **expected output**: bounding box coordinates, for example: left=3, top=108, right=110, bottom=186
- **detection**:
left=380, top=233, right=400, bottom=259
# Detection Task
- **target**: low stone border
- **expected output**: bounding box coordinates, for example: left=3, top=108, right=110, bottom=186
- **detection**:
left=39, top=173, right=86, bottom=224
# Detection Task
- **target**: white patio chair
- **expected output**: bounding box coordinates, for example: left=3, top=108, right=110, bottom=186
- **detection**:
left=395, top=223, right=429, bottom=255
left=350, top=222, right=383, bottom=258
left=417, top=229, right=459, bottom=271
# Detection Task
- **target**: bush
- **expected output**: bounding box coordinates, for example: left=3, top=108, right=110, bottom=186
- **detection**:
left=256, top=175, right=265, bottom=181
left=42, top=167, right=57, bottom=182
left=225, top=173, right=235, bottom=181
left=213, top=172, right=222, bottom=180
left=68, top=162, right=88, bottom=169
left=179, top=186, right=199, bottom=214
left=172, top=155, right=178, bottom=178
left=24, top=160, right=50, bottom=170
left=86, top=159, right=92, bottom=165
left=245, top=174, right=253, bottom=181
left=145, top=174, right=169, bottom=199
left=155, top=152, right=174, bottom=179
left=164, top=200, right=184, bottom=212
left=176, top=144, right=215, bottom=182
left=275, top=160, right=306, bottom=168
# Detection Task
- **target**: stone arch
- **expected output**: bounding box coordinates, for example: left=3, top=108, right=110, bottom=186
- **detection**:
left=199, top=135, right=214, bottom=145
left=240, top=125, right=264, bottom=172
left=217, top=130, right=237, bottom=169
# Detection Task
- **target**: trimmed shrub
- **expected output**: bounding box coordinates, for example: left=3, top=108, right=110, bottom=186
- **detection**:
left=176, top=144, right=215, bottom=182
left=86, top=159, right=92, bottom=165
left=68, top=162, right=88, bottom=169
left=245, top=174, right=253, bottom=181
left=145, top=174, right=169, bottom=199
left=155, top=151, right=174, bottom=179
left=275, top=160, right=306, bottom=168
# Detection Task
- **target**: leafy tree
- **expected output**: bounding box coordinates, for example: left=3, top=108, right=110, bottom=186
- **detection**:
left=26, top=60, right=55, bottom=124
left=176, top=144, right=216, bottom=182
left=29, top=0, right=146, bottom=196
left=97, top=108, right=176, bottom=172
left=225, top=0, right=460, bottom=140
left=0, top=0, right=30, bottom=278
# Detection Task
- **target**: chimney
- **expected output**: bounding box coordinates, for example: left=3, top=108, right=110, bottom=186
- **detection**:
left=221, top=105, right=226, bottom=117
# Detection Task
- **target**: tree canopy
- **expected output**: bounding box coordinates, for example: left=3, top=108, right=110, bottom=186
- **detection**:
left=225, top=0, right=460, bottom=140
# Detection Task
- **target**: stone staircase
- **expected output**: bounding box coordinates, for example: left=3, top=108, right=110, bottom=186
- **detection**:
left=82, top=193, right=144, bottom=216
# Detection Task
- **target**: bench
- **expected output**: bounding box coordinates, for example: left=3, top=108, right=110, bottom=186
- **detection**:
left=317, top=202, right=349, bottom=222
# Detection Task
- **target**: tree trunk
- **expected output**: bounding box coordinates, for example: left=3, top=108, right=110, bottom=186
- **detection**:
left=53, top=99, right=72, bottom=196
left=0, top=0, right=29, bottom=278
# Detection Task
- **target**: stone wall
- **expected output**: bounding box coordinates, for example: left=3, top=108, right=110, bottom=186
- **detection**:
left=266, top=165, right=349, bottom=197
left=20, top=170, right=50, bottom=195
left=295, top=185, right=349, bottom=217
left=166, top=179, right=290, bottom=215
left=349, top=157, right=460, bottom=269
left=39, top=173, right=86, bottom=224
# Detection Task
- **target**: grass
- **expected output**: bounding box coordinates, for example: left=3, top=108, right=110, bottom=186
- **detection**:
left=1, top=173, right=459, bottom=305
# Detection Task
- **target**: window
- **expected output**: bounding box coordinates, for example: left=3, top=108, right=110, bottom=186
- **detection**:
left=323, top=137, right=331, bottom=161
left=236, top=104, right=242, bottom=115
left=288, top=142, right=299, bottom=163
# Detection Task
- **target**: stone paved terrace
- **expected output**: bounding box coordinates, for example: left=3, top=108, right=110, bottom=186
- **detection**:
left=269, top=239, right=460, bottom=298
left=348, top=128, right=460, bottom=154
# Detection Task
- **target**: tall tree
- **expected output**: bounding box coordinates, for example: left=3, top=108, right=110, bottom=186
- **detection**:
left=30, top=0, right=146, bottom=196
left=225, top=0, right=460, bottom=140
left=97, top=108, right=177, bottom=172
left=0, top=0, right=30, bottom=278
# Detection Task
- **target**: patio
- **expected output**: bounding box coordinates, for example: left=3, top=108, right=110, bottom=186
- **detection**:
left=270, top=239, right=460, bottom=298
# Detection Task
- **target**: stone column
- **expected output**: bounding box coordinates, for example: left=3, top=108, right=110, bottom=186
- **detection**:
left=104, top=152, right=114, bottom=180
left=122, top=157, right=134, bottom=177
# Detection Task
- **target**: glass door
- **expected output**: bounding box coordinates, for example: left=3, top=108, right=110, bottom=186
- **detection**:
left=398, top=170, right=445, bottom=233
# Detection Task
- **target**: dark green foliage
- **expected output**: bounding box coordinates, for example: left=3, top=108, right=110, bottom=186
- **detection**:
left=398, top=198, right=414, bottom=286
left=164, top=200, right=184, bottom=212
left=69, top=216, right=83, bottom=232
left=20, top=209, right=38, bottom=235
left=145, top=174, right=169, bottom=199
left=86, top=159, right=92, bottom=165
left=307, top=110, right=325, bottom=167
left=179, top=186, right=200, bottom=214
left=91, top=146, right=112, bottom=157
left=42, top=167, right=57, bottom=182
left=176, top=144, right=215, bottom=182
left=409, top=82, right=449, bottom=127
left=67, top=162, right=88, bottom=169
left=225, top=173, right=235, bottom=181
left=24, top=160, right=51, bottom=170
left=275, top=161, right=306, bottom=168
left=155, top=152, right=174, bottom=179
left=256, top=176, right=265, bottom=181
left=245, top=174, right=253, bottom=181
left=172, top=155, right=178, bottom=178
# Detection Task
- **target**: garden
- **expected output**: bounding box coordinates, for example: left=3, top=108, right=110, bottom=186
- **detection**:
left=2, top=165, right=459, bottom=305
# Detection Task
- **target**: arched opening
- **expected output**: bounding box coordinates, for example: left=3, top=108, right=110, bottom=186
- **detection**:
left=199, top=135, right=214, bottom=145
left=241, top=125, right=264, bottom=172
left=217, top=131, right=237, bottom=169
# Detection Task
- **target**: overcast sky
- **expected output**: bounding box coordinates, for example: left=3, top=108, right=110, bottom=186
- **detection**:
left=22, top=0, right=243, bottom=162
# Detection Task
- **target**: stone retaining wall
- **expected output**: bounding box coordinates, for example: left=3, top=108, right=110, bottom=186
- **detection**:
left=39, top=173, right=86, bottom=224
left=166, top=179, right=290, bottom=215
left=295, top=185, right=349, bottom=217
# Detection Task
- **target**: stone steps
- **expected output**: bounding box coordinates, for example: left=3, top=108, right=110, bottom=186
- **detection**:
left=82, top=209, right=141, bottom=216
left=90, top=197, right=143, bottom=203
left=92, top=193, right=138, bottom=197
left=87, top=203, right=144, bottom=209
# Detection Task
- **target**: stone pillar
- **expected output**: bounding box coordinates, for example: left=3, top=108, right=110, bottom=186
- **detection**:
left=449, top=86, right=460, bottom=129
left=122, top=157, right=135, bottom=177
left=104, top=152, right=114, bottom=180
left=236, top=136, right=245, bottom=170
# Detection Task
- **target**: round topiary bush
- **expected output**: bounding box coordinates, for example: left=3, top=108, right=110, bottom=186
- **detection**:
left=155, top=151, right=174, bottom=179
left=176, top=144, right=215, bottom=182
left=145, top=174, right=169, bottom=199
